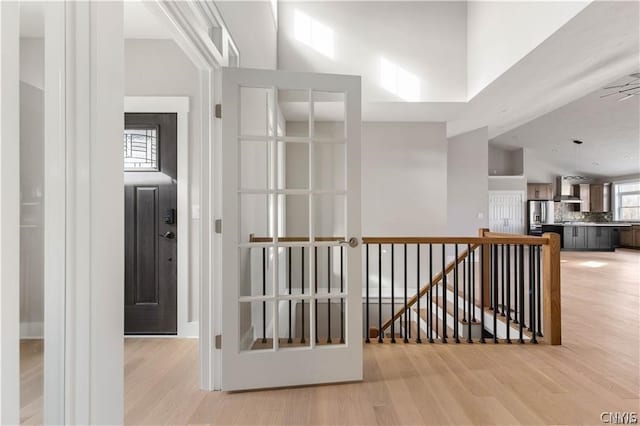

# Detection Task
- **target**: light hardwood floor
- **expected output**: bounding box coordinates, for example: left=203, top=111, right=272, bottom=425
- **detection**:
left=21, top=249, right=640, bottom=425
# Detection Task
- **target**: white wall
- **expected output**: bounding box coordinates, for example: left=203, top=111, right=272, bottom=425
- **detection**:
left=278, top=2, right=467, bottom=102
left=124, top=39, right=200, bottom=325
left=362, top=122, right=448, bottom=236
left=447, top=127, right=489, bottom=237
left=216, top=1, right=277, bottom=69
left=467, top=1, right=591, bottom=99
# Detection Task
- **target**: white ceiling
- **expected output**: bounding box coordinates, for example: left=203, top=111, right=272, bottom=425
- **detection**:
left=491, top=74, right=640, bottom=179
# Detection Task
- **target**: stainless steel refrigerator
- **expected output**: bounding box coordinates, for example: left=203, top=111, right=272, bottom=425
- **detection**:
left=528, top=200, right=552, bottom=236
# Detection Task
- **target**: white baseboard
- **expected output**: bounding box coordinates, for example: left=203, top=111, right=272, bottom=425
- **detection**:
left=20, top=321, right=43, bottom=339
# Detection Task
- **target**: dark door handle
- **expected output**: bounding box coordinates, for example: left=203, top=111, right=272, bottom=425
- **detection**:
left=159, top=231, right=175, bottom=240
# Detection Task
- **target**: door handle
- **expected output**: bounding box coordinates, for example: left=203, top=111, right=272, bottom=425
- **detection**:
left=159, top=231, right=176, bottom=240
left=338, top=237, right=359, bottom=248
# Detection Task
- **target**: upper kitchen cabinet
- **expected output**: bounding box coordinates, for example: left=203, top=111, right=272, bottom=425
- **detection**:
left=527, top=183, right=553, bottom=200
left=589, top=183, right=611, bottom=213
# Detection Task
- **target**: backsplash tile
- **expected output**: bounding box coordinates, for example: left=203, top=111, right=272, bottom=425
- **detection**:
left=554, top=202, right=613, bottom=223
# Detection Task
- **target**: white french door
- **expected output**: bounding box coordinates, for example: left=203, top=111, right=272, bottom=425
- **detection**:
left=489, top=191, right=525, bottom=234
left=221, top=68, right=362, bottom=391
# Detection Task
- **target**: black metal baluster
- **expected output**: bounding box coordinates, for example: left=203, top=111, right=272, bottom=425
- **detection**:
left=416, top=244, right=422, bottom=344
left=493, top=245, right=498, bottom=343
left=391, top=244, right=396, bottom=343
left=340, top=246, right=344, bottom=344
left=536, top=245, right=543, bottom=337
left=490, top=244, right=494, bottom=311
left=262, top=247, right=267, bottom=344
left=315, top=247, right=318, bottom=344
left=506, top=244, right=511, bottom=343
left=467, top=244, right=473, bottom=343
left=454, top=244, right=460, bottom=343
left=513, top=244, right=518, bottom=324
left=327, top=246, right=332, bottom=344
left=378, top=244, right=383, bottom=343
left=429, top=244, right=434, bottom=343
left=480, top=244, right=486, bottom=344
left=528, top=246, right=533, bottom=333
left=518, top=244, right=525, bottom=343
left=404, top=244, right=409, bottom=343
left=463, top=247, right=467, bottom=323
left=531, top=245, right=538, bottom=344
left=501, top=244, right=506, bottom=316
left=301, top=247, right=305, bottom=344
left=365, top=244, right=370, bottom=343
left=472, top=248, right=476, bottom=322
left=288, top=247, right=292, bottom=344
left=441, top=244, right=447, bottom=343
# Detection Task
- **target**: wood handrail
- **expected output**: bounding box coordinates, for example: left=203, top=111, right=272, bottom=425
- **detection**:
left=248, top=235, right=550, bottom=245
left=362, top=236, right=549, bottom=245
left=379, top=244, right=479, bottom=333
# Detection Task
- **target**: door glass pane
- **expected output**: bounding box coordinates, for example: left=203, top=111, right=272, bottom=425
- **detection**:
left=278, top=141, right=309, bottom=190
left=123, top=127, right=158, bottom=171
left=315, top=297, right=346, bottom=346
left=313, top=194, right=346, bottom=240
left=277, top=88, right=309, bottom=137
left=313, top=143, right=345, bottom=191
left=278, top=194, right=309, bottom=239
left=240, top=300, right=275, bottom=351
left=240, top=86, right=274, bottom=137
left=240, top=139, right=270, bottom=190
left=240, top=193, right=273, bottom=244
left=20, top=4, right=45, bottom=423
left=239, top=247, right=275, bottom=297
left=277, top=299, right=311, bottom=349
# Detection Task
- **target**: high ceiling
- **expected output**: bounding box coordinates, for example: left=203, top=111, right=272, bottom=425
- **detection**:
left=491, top=74, right=640, bottom=179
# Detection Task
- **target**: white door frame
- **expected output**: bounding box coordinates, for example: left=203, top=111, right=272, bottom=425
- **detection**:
left=145, top=0, right=239, bottom=391
left=124, top=96, right=197, bottom=338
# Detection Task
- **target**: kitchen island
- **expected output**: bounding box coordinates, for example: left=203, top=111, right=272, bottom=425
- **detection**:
left=542, top=223, right=636, bottom=251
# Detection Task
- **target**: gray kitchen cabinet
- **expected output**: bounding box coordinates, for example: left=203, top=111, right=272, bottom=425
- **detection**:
left=564, top=225, right=587, bottom=250
left=587, top=226, right=612, bottom=250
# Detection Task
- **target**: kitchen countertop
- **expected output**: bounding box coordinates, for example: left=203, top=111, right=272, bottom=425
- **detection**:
left=548, top=223, right=637, bottom=227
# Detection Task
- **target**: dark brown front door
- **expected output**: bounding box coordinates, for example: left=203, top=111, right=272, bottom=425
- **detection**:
left=124, top=113, right=177, bottom=334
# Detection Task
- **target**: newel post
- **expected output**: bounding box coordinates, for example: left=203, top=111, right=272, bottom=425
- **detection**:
left=478, top=228, right=491, bottom=308
left=542, top=232, right=562, bottom=345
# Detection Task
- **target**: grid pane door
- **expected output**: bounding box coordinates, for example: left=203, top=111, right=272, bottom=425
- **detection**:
left=221, top=68, right=362, bottom=391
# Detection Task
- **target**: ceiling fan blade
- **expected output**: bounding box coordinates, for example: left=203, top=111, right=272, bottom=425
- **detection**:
left=604, top=84, right=630, bottom=89
left=600, top=91, right=621, bottom=98
left=618, top=85, right=640, bottom=93
left=630, top=72, right=640, bottom=79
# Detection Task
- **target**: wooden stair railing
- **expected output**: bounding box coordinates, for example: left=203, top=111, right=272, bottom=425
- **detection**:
left=376, top=244, right=479, bottom=335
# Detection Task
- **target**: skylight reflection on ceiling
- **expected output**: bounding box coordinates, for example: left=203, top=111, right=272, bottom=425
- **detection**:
left=379, top=57, right=421, bottom=102
left=294, top=10, right=334, bottom=59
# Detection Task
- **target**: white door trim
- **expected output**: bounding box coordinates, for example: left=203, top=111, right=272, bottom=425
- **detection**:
left=124, top=96, right=197, bottom=338
left=143, top=0, right=240, bottom=391
left=0, top=2, right=21, bottom=424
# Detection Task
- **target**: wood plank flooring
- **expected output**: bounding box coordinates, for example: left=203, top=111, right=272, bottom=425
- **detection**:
left=21, top=249, right=640, bottom=425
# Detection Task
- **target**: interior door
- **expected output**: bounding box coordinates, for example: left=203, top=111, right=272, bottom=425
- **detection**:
left=489, top=191, right=525, bottom=234
left=124, top=113, right=177, bottom=334
left=221, top=68, right=362, bottom=391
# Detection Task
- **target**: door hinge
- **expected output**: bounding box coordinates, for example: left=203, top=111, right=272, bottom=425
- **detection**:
left=215, top=334, right=222, bottom=349
left=215, top=104, right=222, bottom=119
left=215, top=219, right=222, bottom=234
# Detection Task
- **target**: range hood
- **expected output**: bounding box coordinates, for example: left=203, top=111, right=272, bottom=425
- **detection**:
left=554, top=176, right=582, bottom=203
